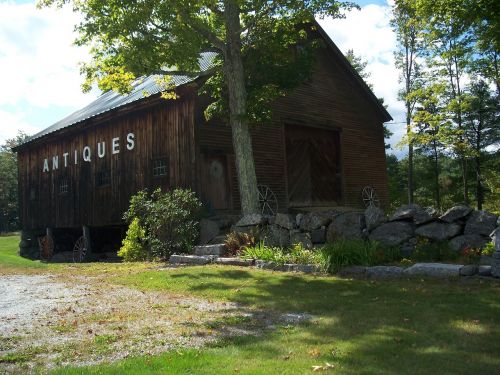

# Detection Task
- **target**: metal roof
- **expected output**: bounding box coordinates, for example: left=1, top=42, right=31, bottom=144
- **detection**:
left=20, top=52, right=217, bottom=146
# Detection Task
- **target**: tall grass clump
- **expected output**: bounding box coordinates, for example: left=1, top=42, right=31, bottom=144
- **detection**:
left=320, top=239, right=379, bottom=273
left=240, top=242, right=287, bottom=264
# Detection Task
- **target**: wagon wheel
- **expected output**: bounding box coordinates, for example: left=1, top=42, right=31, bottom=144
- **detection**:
left=38, top=235, right=54, bottom=261
left=72, top=236, right=88, bottom=263
left=258, top=185, right=278, bottom=216
left=361, top=186, right=380, bottom=208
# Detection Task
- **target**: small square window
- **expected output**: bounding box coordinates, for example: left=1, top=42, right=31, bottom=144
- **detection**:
left=96, top=170, right=111, bottom=187
left=59, top=179, right=69, bottom=194
left=153, top=158, right=168, bottom=178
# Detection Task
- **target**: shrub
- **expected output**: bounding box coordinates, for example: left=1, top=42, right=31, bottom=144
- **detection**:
left=240, top=242, right=324, bottom=267
left=288, top=243, right=324, bottom=266
left=224, top=231, right=257, bottom=256
left=460, top=247, right=482, bottom=265
left=123, top=188, right=202, bottom=259
left=372, top=244, right=402, bottom=265
left=320, top=239, right=378, bottom=273
left=118, top=218, right=148, bottom=261
left=482, top=242, right=495, bottom=257
left=240, top=241, right=285, bottom=263
left=411, top=237, right=458, bottom=262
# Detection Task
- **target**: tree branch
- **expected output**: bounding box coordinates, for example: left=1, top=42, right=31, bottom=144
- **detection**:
left=176, top=9, right=226, bottom=52
left=152, top=66, right=219, bottom=78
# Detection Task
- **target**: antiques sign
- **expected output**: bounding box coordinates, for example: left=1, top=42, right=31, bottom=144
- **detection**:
left=42, top=133, right=135, bottom=173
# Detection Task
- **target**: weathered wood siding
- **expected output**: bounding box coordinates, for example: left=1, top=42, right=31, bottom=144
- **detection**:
left=197, top=46, right=389, bottom=211
left=18, top=94, right=196, bottom=230
left=18, top=41, right=389, bottom=230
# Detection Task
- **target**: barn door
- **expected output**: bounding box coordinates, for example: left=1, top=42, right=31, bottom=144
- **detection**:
left=201, top=153, right=231, bottom=210
left=285, top=131, right=312, bottom=206
left=285, top=125, right=341, bottom=207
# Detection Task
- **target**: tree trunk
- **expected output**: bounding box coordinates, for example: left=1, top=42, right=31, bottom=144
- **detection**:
left=223, top=0, right=259, bottom=214
left=406, top=101, right=413, bottom=204
left=475, top=156, right=483, bottom=210
left=460, top=157, right=469, bottom=204
left=432, top=140, right=441, bottom=209
left=408, top=135, right=414, bottom=204
left=475, top=114, right=483, bottom=210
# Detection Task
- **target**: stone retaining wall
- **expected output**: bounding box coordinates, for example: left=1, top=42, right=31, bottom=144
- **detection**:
left=199, top=205, right=500, bottom=278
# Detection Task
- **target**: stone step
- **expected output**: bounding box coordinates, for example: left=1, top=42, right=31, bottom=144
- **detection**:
left=169, top=254, right=216, bottom=265
left=404, top=263, right=463, bottom=278
left=215, top=257, right=254, bottom=267
left=194, top=244, right=225, bottom=256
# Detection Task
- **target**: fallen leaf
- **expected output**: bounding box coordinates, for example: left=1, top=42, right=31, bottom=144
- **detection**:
left=308, top=348, right=321, bottom=358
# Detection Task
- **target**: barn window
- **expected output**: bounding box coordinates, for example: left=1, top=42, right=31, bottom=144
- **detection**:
left=59, top=178, right=69, bottom=194
left=96, top=169, right=111, bottom=187
left=153, top=157, right=168, bottom=177
left=30, top=187, right=36, bottom=200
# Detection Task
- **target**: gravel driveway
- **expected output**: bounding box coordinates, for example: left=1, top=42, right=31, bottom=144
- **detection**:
left=0, top=273, right=257, bottom=373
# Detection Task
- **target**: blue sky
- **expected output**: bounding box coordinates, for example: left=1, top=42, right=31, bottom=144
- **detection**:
left=0, top=0, right=405, bottom=155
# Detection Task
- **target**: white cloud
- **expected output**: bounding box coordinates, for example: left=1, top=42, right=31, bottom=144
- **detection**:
left=318, top=1, right=407, bottom=155
left=0, top=109, right=39, bottom=142
left=0, top=1, right=97, bottom=145
left=0, top=2, right=94, bottom=108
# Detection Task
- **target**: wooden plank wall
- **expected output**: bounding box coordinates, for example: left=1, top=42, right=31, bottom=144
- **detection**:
left=271, top=47, right=390, bottom=208
left=18, top=42, right=390, bottom=231
left=18, top=95, right=196, bottom=230
left=197, top=46, right=389, bottom=211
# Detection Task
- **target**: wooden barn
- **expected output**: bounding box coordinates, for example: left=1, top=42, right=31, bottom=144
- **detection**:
left=14, top=22, right=391, bottom=260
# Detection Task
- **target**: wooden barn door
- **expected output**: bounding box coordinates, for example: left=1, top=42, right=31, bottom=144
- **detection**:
left=201, top=153, right=231, bottom=210
left=285, top=125, right=341, bottom=207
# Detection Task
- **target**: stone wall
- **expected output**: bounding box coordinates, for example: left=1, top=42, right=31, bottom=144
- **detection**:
left=200, top=205, right=499, bottom=258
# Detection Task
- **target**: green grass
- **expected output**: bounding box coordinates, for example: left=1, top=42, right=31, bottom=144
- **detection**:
left=1, top=235, right=500, bottom=374
left=50, top=266, right=500, bottom=375
left=0, top=235, right=49, bottom=271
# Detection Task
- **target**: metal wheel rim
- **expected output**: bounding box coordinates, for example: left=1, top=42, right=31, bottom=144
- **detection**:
left=361, top=186, right=380, bottom=208
left=72, top=236, right=87, bottom=263
left=258, top=184, right=278, bottom=216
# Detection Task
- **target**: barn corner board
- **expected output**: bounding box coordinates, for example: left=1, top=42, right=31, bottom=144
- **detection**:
left=15, top=21, right=392, bottom=256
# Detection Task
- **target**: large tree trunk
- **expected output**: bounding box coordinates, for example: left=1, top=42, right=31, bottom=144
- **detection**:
left=223, top=0, right=259, bottom=214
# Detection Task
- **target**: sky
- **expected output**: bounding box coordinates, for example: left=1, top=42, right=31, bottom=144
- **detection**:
left=0, top=0, right=405, bottom=155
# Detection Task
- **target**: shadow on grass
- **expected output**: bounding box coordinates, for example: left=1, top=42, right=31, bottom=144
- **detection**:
left=161, top=267, right=500, bottom=374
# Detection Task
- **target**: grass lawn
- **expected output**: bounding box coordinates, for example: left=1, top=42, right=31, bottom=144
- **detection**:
left=1, top=236, right=500, bottom=374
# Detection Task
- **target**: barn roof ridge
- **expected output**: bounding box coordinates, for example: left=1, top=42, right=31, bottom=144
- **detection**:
left=16, top=22, right=391, bottom=150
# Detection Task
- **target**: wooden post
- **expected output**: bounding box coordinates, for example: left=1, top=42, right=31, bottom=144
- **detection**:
left=46, top=227, right=53, bottom=239
left=83, top=226, right=92, bottom=254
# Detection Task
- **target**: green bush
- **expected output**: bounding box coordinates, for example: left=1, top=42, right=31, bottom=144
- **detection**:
left=241, top=242, right=286, bottom=263
left=288, top=243, right=324, bottom=266
left=320, top=239, right=378, bottom=273
left=240, top=242, right=324, bottom=267
left=481, top=242, right=495, bottom=257
left=118, top=218, right=148, bottom=261
left=123, top=188, right=202, bottom=260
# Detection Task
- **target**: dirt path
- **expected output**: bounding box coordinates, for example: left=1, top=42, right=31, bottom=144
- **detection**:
left=0, top=273, right=268, bottom=373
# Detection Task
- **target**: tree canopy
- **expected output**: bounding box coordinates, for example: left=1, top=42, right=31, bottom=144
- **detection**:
left=391, top=0, right=499, bottom=210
